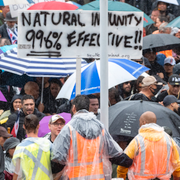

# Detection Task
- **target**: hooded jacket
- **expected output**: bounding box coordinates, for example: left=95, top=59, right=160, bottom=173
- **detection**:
left=10, top=94, right=22, bottom=113
left=51, top=110, right=132, bottom=179
left=117, top=123, right=180, bottom=180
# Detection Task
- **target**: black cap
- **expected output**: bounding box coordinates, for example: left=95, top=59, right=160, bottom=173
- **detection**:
left=168, top=74, right=180, bottom=85
left=4, top=12, right=17, bottom=22
left=4, top=137, right=20, bottom=152
left=163, top=95, right=179, bottom=107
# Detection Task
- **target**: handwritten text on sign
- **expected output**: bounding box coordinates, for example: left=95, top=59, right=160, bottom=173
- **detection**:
left=18, top=11, right=143, bottom=58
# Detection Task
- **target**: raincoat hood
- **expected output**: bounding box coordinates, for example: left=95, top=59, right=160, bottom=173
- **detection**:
left=139, top=123, right=165, bottom=142
left=70, top=110, right=103, bottom=139
left=10, top=94, right=22, bottom=113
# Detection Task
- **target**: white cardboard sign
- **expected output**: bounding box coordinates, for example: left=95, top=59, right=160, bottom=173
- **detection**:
left=18, top=10, right=143, bottom=59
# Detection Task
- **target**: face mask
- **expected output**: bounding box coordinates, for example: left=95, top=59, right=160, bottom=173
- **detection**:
left=150, top=87, right=159, bottom=96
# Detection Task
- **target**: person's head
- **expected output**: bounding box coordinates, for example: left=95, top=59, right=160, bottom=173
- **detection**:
left=155, top=15, right=168, bottom=29
left=157, top=1, right=168, bottom=12
left=175, top=31, right=180, bottom=39
left=21, top=95, right=35, bottom=115
left=0, top=38, right=11, bottom=47
left=0, top=126, right=12, bottom=147
left=163, top=95, right=180, bottom=114
left=3, top=137, right=20, bottom=158
left=24, top=81, right=39, bottom=100
left=49, top=78, right=62, bottom=98
left=48, top=114, right=65, bottom=141
left=10, top=94, right=22, bottom=113
left=164, top=57, right=176, bottom=75
left=23, top=114, right=39, bottom=135
left=139, top=111, right=157, bottom=127
left=87, top=94, right=99, bottom=115
left=71, top=95, right=90, bottom=116
left=109, top=87, right=120, bottom=106
left=1, top=5, right=9, bottom=18
left=168, top=74, right=180, bottom=96
left=5, top=12, right=17, bottom=29
left=151, top=8, right=160, bottom=22
left=133, top=76, right=144, bottom=94
left=35, top=77, right=50, bottom=86
left=143, top=49, right=156, bottom=62
left=141, top=76, right=163, bottom=97
left=122, top=81, right=132, bottom=95
left=159, top=23, right=171, bottom=34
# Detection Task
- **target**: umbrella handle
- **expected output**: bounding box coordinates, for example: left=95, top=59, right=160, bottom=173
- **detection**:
left=41, top=77, right=44, bottom=104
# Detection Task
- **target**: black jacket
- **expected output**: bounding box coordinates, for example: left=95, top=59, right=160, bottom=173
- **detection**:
left=5, top=108, right=45, bottom=141
left=0, top=24, right=10, bottom=41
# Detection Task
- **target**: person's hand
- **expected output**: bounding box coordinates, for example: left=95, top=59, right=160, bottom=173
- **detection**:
left=38, top=103, right=44, bottom=112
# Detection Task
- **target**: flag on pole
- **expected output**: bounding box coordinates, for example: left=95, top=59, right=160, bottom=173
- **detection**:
left=11, top=109, right=20, bottom=137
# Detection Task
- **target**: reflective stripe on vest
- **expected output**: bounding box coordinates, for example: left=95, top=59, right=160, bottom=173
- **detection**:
left=14, top=146, right=50, bottom=179
left=133, top=133, right=172, bottom=177
left=68, top=124, right=105, bottom=180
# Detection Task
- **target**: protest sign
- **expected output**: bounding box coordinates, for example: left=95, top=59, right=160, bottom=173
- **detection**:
left=10, top=0, right=65, bottom=17
left=18, top=10, right=143, bottom=59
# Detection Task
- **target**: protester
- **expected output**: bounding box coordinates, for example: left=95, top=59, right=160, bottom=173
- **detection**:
left=117, top=111, right=180, bottom=180
left=0, top=6, right=9, bottom=26
left=0, top=37, right=11, bottom=46
left=127, top=76, right=162, bottom=101
left=118, top=81, right=133, bottom=100
left=157, top=74, right=180, bottom=102
left=44, top=114, right=65, bottom=143
left=164, top=57, right=176, bottom=82
left=163, top=95, right=180, bottom=115
left=10, top=94, right=22, bottom=113
left=87, top=94, right=99, bottom=115
left=56, top=100, right=72, bottom=114
left=0, top=12, right=17, bottom=44
left=11, top=114, right=53, bottom=180
left=6, top=95, right=45, bottom=141
left=0, top=126, right=12, bottom=180
left=145, top=8, right=160, bottom=35
left=23, top=81, right=40, bottom=101
left=109, top=87, right=121, bottom=106
left=132, top=76, right=144, bottom=94
left=143, top=49, right=165, bottom=79
left=51, top=95, right=133, bottom=179
left=3, top=137, right=20, bottom=180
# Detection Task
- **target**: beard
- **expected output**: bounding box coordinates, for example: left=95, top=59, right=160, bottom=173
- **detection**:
left=174, top=108, right=180, bottom=116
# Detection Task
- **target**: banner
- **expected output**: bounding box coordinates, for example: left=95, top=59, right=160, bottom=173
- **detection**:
left=18, top=10, right=143, bottom=59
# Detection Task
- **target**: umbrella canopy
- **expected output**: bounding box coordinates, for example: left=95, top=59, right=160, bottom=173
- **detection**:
left=66, top=1, right=81, bottom=8
left=0, top=90, right=7, bottom=102
left=78, top=1, right=154, bottom=27
left=56, top=58, right=149, bottom=100
left=157, top=0, right=180, bottom=6
left=143, top=34, right=180, bottom=52
left=166, top=16, right=180, bottom=28
left=0, top=46, right=87, bottom=77
left=28, top=1, right=78, bottom=10
left=38, top=112, right=71, bottom=137
left=109, top=100, right=180, bottom=139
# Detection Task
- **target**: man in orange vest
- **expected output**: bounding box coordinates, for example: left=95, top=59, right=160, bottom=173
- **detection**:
left=117, top=111, right=180, bottom=180
left=51, top=95, right=133, bottom=180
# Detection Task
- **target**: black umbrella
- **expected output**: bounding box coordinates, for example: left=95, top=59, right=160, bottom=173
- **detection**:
left=143, top=34, right=180, bottom=52
left=109, top=100, right=180, bottom=138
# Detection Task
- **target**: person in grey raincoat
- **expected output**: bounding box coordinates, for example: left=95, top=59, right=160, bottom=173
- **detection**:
left=51, top=95, right=133, bottom=180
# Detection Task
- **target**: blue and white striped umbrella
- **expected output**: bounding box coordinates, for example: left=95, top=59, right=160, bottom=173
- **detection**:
left=0, top=47, right=87, bottom=77
left=0, top=0, right=33, bottom=5
left=56, top=58, right=149, bottom=100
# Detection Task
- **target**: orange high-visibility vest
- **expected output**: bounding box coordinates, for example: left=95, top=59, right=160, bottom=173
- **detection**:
left=129, top=133, right=173, bottom=180
left=66, top=124, right=105, bottom=180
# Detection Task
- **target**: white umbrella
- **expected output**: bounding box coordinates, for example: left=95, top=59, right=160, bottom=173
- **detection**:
left=157, top=0, right=180, bottom=5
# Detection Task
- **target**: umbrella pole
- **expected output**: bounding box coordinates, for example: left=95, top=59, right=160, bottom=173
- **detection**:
left=76, top=57, right=81, bottom=95
left=40, top=77, right=44, bottom=104
left=100, top=0, right=109, bottom=130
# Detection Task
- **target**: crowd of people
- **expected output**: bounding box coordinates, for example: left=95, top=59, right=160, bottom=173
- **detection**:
left=1, top=0, right=180, bottom=180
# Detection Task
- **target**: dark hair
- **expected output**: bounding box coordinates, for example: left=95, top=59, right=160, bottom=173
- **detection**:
left=21, top=94, right=35, bottom=104
left=133, top=76, right=145, bottom=94
left=109, top=87, right=120, bottom=104
left=49, top=78, right=63, bottom=88
left=24, top=114, right=39, bottom=133
left=72, top=95, right=90, bottom=111
left=87, top=94, right=98, bottom=100
left=158, top=15, right=168, bottom=23
left=152, top=7, right=159, bottom=12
